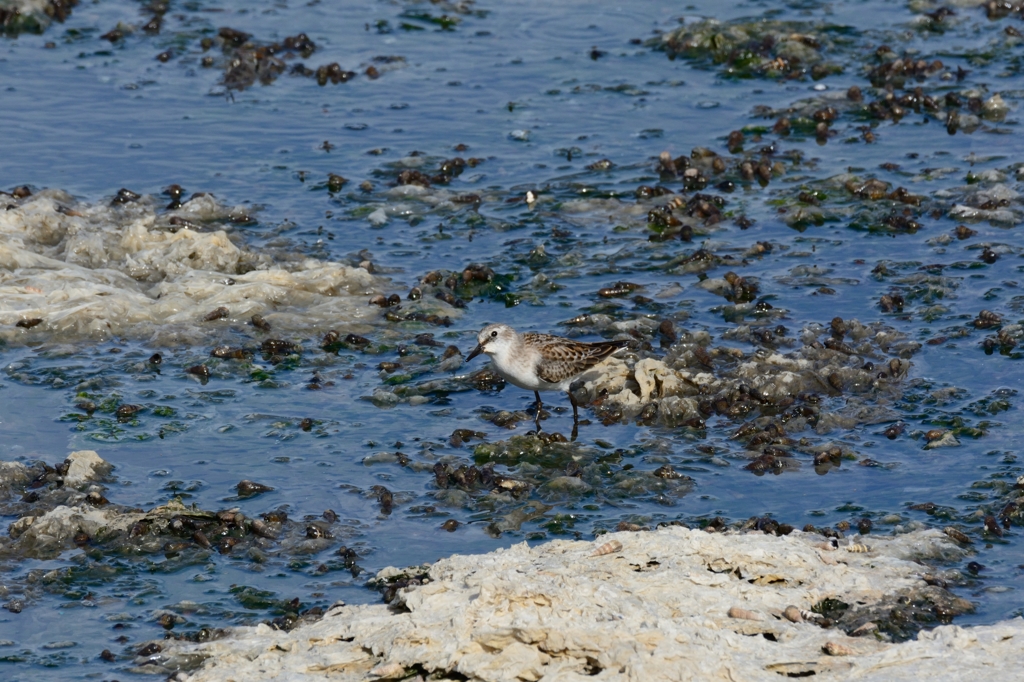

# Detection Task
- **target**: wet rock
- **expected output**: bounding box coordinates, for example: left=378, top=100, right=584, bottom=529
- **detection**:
left=63, top=450, right=113, bottom=489
left=371, top=485, right=394, bottom=515
left=540, top=476, right=592, bottom=495
left=250, top=314, right=271, bottom=331
left=211, top=346, right=251, bottom=360
left=598, top=281, right=643, bottom=298
left=261, top=339, right=299, bottom=355
left=0, top=461, right=32, bottom=493
left=951, top=224, right=976, bottom=241
left=370, top=388, right=399, bottom=408
left=449, top=429, right=486, bottom=448
left=116, top=403, right=143, bottom=420
left=651, top=20, right=836, bottom=82
left=315, top=63, right=356, bottom=86
left=11, top=504, right=116, bottom=556
left=202, top=306, right=229, bottom=321
left=573, top=318, right=916, bottom=434
left=924, top=431, right=960, bottom=449
left=236, top=480, right=274, bottom=498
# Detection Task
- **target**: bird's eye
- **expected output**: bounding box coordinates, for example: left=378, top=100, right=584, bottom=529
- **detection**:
left=490, top=330, right=498, bottom=338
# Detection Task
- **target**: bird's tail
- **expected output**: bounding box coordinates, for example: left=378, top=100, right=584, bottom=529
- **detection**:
left=593, top=338, right=632, bottom=357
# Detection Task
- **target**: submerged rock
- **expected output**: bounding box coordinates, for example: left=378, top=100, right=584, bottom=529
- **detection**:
left=161, top=527, right=1021, bottom=681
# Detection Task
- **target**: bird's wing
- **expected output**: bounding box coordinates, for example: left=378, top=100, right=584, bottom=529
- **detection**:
left=525, top=334, right=626, bottom=384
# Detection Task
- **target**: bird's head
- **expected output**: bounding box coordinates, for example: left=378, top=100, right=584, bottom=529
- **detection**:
left=466, top=323, right=516, bottom=361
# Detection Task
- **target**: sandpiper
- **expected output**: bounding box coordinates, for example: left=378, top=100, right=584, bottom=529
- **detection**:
left=466, top=323, right=628, bottom=433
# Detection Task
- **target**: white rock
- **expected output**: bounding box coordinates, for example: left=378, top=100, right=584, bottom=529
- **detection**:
left=163, top=527, right=1024, bottom=682
left=0, top=193, right=387, bottom=342
left=63, top=450, right=112, bottom=488
left=13, top=505, right=116, bottom=556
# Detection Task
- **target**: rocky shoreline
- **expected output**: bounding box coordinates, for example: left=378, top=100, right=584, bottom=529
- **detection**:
left=148, top=524, right=1022, bottom=681
left=4, top=455, right=1022, bottom=681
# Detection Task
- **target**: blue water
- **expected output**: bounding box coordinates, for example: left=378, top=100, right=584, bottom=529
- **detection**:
left=2, top=0, right=1024, bottom=678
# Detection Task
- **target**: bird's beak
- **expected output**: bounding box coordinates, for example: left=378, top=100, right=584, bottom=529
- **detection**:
left=466, top=343, right=483, bottom=361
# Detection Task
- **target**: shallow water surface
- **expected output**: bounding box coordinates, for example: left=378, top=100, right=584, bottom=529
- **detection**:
left=2, top=0, right=1024, bottom=678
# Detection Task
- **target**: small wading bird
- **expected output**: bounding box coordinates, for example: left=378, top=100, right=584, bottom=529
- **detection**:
left=466, top=323, right=629, bottom=438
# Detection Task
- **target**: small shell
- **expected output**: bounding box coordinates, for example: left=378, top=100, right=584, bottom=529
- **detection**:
left=851, top=621, right=878, bottom=636
left=369, top=662, right=406, bottom=679
left=800, top=609, right=822, bottom=622
left=783, top=605, right=803, bottom=623
left=727, top=606, right=762, bottom=621
left=116, top=404, right=143, bottom=419
left=495, top=477, right=529, bottom=493
left=192, top=530, right=211, bottom=549
left=590, top=539, right=622, bottom=557
left=846, top=543, right=870, bottom=553
left=823, top=641, right=854, bottom=656
left=815, top=541, right=838, bottom=552
left=944, top=527, right=972, bottom=544
left=250, top=519, right=277, bottom=539
left=203, top=306, right=229, bottom=321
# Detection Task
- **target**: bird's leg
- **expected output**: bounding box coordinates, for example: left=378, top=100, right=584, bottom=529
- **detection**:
left=534, top=390, right=544, bottom=432
left=568, top=391, right=580, bottom=423
left=568, top=391, right=579, bottom=442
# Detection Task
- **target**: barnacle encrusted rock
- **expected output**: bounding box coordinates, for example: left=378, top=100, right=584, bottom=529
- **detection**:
left=155, top=527, right=1024, bottom=682
left=574, top=320, right=917, bottom=427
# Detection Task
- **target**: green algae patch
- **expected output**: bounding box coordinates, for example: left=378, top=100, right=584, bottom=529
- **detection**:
left=649, top=19, right=850, bottom=81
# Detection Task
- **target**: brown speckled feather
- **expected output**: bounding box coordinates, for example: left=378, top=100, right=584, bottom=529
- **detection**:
left=523, top=333, right=628, bottom=384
